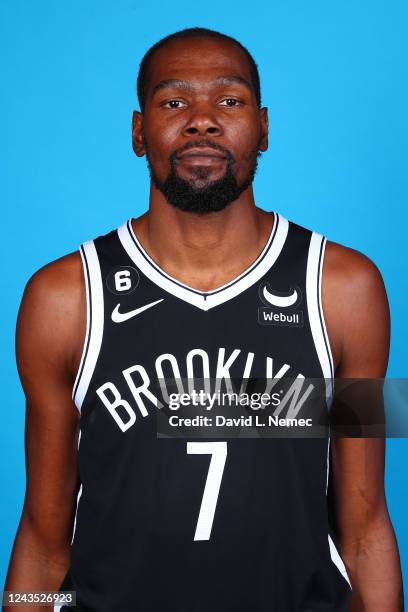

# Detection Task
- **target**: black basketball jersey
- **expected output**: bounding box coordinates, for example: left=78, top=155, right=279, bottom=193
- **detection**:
left=56, top=211, right=352, bottom=612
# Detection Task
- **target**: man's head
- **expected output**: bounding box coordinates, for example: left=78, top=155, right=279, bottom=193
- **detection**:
left=132, top=27, right=268, bottom=213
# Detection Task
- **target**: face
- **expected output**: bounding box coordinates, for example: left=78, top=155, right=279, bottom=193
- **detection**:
left=132, top=37, right=268, bottom=213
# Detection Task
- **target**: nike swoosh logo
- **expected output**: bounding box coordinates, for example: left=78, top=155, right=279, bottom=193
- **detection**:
left=262, top=285, right=298, bottom=308
left=111, top=298, right=164, bottom=323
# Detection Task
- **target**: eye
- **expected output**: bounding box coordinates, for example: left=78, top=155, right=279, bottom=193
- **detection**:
left=219, top=98, right=241, bottom=107
left=162, top=99, right=187, bottom=109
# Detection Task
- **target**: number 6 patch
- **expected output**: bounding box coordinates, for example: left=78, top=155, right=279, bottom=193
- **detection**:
left=106, top=266, right=140, bottom=295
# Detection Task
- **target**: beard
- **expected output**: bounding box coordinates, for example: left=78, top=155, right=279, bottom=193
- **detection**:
left=145, top=139, right=261, bottom=214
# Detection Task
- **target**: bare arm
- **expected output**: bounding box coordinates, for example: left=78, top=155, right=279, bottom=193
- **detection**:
left=323, top=242, right=403, bottom=611
left=3, top=253, right=85, bottom=611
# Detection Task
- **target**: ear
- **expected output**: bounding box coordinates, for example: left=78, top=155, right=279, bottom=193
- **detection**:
left=259, top=107, right=269, bottom=152
left=132, top=110, right=145, bottom=157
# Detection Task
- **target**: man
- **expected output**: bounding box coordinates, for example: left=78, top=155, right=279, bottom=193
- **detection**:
left=4, top=27, right=403, bottom=612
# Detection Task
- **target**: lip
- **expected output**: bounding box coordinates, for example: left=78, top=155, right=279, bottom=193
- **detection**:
left=176, top=147, right=227, bottom=159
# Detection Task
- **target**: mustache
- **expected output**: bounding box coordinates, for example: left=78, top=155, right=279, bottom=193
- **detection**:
left=169, top=140, right=235, bottom=163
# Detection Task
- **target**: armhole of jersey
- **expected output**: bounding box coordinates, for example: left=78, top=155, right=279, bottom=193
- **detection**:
left=306, top=232, right=335, bottom=404
left=306, top=232, right=334, bottom=495
left=72, top=240, right=104, bottom=412
left=307, top=232, right=352, bottom=590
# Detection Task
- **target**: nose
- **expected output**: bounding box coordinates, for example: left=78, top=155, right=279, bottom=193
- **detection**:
left=181, top=103, right=223, bottom=137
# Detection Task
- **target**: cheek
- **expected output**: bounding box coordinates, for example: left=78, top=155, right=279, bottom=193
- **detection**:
left=143, top=116, right=180, bottom=161
left=229, top=118, right=261, bottom=161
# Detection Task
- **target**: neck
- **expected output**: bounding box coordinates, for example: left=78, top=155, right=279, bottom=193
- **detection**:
left=131, top=183, right=274, bottom=292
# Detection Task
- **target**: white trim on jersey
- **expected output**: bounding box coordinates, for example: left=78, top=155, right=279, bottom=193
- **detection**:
left=70, top=429, right=82, bottom=545
left=72, top=240, right=104, bottom=412
left=306, top=232, right=352, bottom=590
left=328, top=533, right=352, bottom=587
left=117, top=213, right=289, bottom=311
left=71, top=246, right=90, bottom=407
left=306, top=233, right=334, bottom=493
left=306, top=233, right=334, bottom=402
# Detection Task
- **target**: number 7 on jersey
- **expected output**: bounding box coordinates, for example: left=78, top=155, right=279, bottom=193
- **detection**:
left=187, top=441, right=228, bottom=542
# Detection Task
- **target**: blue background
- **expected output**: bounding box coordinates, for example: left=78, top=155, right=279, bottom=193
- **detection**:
left=1, top=0, right=407, bottom=591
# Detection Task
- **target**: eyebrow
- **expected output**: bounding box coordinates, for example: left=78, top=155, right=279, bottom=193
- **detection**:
left=151, top=75, right=253, bottom=97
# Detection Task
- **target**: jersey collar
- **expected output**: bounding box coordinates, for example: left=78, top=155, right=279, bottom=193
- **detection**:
left=117, top=212, right=289, bottom=311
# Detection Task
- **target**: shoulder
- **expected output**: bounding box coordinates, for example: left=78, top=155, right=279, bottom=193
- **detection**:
left=20, top=251, right=85, bottom=335
left=321, top=239, right=390, bottom=376
left=16, top=250, right=86, bottom=382
left=23, top=250, right=84, bottom=301
left=323, top=239, right=387, bottom=301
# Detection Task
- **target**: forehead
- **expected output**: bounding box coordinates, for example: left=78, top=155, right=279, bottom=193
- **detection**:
left=146, top=37, right=253, bottom=93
